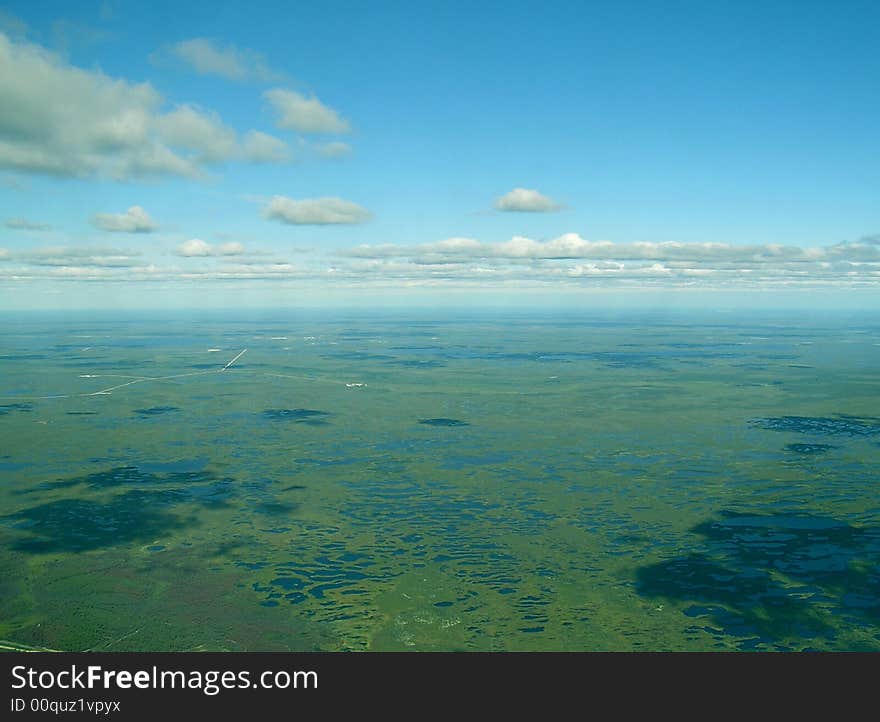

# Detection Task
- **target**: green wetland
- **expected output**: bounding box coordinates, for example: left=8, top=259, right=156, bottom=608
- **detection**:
left=0, top=309, right=878, bottom=651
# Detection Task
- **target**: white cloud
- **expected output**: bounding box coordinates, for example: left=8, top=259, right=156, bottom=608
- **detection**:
left=91, top=206, right=157, bottom=233
left=242, top=130, right=292, bottom=163
left=434, top=237, right=482, bottom=252
left=217, top=241, right=245, bottom=255
left=92, top=206, right=158, bottom=233
left=8, top=246, right=143, bottom=267
left=166, top=38, right=279, bottom=82
left=0, top=32, right=194, bottom=178
left=177, top=239, right=245, bottom=257
left=155, top=105, right=237, bottom=162
left=342, top=233, right=867, bottom=264
left=332, top=233, right=880, bottom=289
left=5, top=217, right=50, bottom=231
left=183, top=262, right=298, bottom=279
left=264, top=88, right=350, bottom=134
left=0, top=33, right=287, bottom=180
left=494, top=188, right=562, bottom=213
left=5, top=233, right=880, bottom=292
left=0, top=254, right=304, bottom=282
left=316, top=141, right=353, bottom=158
left=177, top=239, right=212, bottom=257
left=264, top=196, right=371, bottom=225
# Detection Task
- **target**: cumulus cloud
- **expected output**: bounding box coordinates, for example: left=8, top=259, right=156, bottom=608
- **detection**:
left=154, top=105, right=237, bottom=162
left=91, top=206, right=157, bottom=233
left=0, top=33, right=288, bottom=180
left=177, top=239, right=245, bottom=257
left=177, top=239, right=212, bottom=257
left=494, top=188, right=562, bottom=213
left=264, top=89, right=350, bottom=134
left=316, top=141, right=353, bottom=158
left=164, top=38, right=279, bottom=82
left=242, top=130, right=292, bottom=163
left=264, top=195, right=371, bottom=225
left=5, top=217, right=50, bottom=231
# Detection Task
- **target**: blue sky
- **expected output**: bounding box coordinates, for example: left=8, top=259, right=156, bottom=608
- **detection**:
left=0, top=0, right=878, bottom=309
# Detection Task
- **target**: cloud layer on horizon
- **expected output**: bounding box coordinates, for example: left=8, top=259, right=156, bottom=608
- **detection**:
left=2, top=233, right=879, bottom=291
left=334, top=233, right=880, bottom=288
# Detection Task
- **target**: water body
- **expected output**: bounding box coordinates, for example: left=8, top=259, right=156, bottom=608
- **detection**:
left=0, top=309, right=878, bottom=651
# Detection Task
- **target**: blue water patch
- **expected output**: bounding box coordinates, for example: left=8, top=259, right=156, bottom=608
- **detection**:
left=133, top=406, right=179, bottom=417
left=636, top=510, right=880, bottom=648
left=786, top=443, right=837, bottom=455
left=263, top=409, right=331, bottom=425
left=0, top=403, right=33, bottom=415
left=137, top=458, right=209, bottom=474
left=714, top=514, right=847, bottom=530
left=751, top=415, right=880, bottom=437
left=441, top=452, right=512, bottom=469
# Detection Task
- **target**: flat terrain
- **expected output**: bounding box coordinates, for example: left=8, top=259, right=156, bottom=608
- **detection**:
left=1, top=310, right=878, bottom=651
